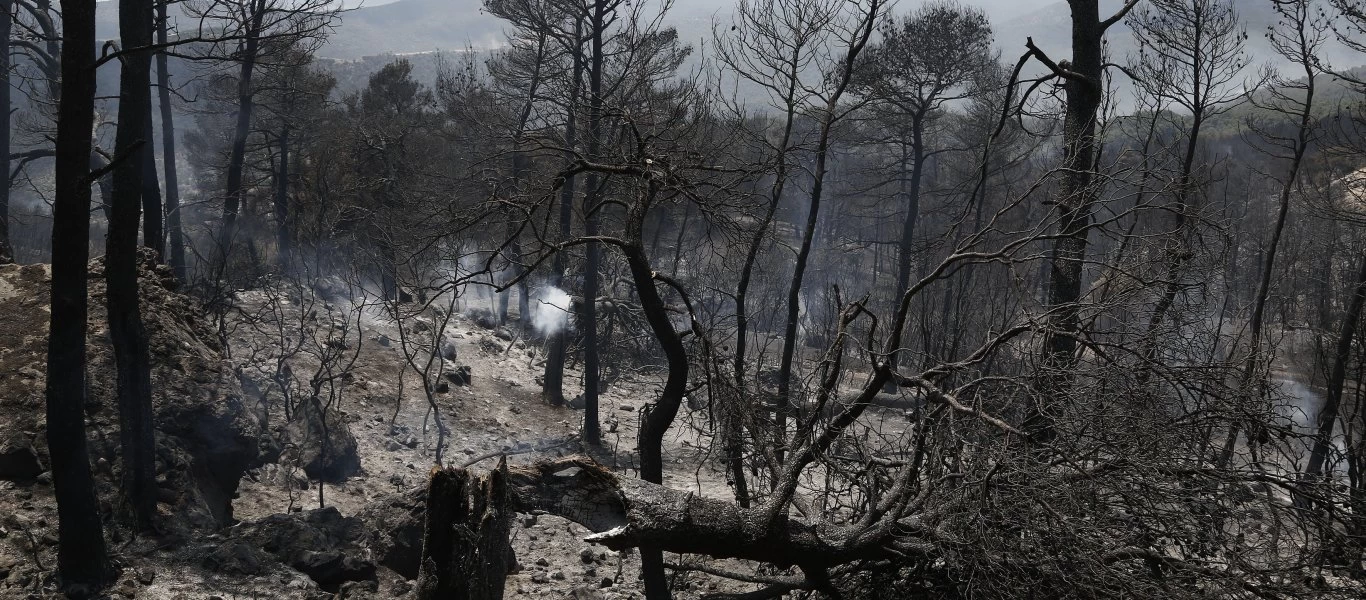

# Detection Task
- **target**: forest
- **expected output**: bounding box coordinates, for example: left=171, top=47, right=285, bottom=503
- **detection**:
left=3, top=0, right=1366, bottom=598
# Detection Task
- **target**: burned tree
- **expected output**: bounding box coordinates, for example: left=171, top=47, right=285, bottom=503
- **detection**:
left=45, top=0, right=111, bottom=591
left=107, top=0, right=160, bottom=530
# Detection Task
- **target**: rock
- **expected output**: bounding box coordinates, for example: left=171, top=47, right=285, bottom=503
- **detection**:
left=440, top=337, right=458, bottom=361
left=531, top=573, right=550, bottom=584
left=34, top=471, right=52, bottom=485
left=376, top=334, right=391, bottom=348
left=468, top=309, right=499, bottom=330
left=403, top=436, right=418, bottom=449
left=203, top=541, right=268, bottom=575
left=283, top=398, right=361, bottom=483
left=580, top=548, right=596, bottom=564
left=355, top=489, right=426, bottom=580
left=444, top=365, right=472, bottom=386
left=222, top=507, right=377, bottom=592
left=567, top=395, right=586, bottom=410
left=294, top=550, right=377, bottom=593
left=493, top=327, right=515, bottom=342
left=0, top=437, right=42, bottom=481
left=600, top=577, right=614, bottom=588
left=551, top=570, right=565, bottom=581
left=535, top=557, right=550, bottom=567
left=136, top=568, right=156, bottom=585
left=435, top=381, right=451, bottom=394
left=618, top=405, right=634, bottom=412
left=478, top=337, right=505, bottom=354
left=522, top=514, right=538, bottom=528
left=338, top=579, right=379, bottom=598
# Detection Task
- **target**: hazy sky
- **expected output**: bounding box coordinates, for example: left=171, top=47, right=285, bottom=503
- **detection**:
left=358, top=0, right=1060, bottom=19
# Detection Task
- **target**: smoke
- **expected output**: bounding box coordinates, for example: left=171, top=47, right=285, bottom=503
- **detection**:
left=1275, top=378, right=1324, bottom=428
left=532, top=286, right=572, bottom=336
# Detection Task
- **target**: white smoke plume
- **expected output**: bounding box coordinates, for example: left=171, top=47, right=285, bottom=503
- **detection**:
left=532, top=286, right=573, bottom=336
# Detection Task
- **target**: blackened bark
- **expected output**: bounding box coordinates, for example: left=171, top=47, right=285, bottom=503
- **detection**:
left=885, top=114, right=927, bottom=391
left=1028, top=0, right=1112, bottom=445
left=220, top=0, right=266, bottom=255
left=109, top=0, right=159, bottom=529
left=542, top=19, right=582, bottom=407
left=1222, top=25, right=1318, bottom=466
left=1306, top=252, right=1366, bottom=477
left=157, top=0, right=186, bottom=281
left=0, top=0, right=11, bottom=265
left=729, top=46, right=803, bottom=508
left=624, top=229, right=689, bottom=600
left=774, top=0, right=880, bottom=463
left=417, top=464, right=514, bottom=600
left=583, top=180, right=602, bottom=444
left=274, top=126, right=291, bottom=269
left=580, top=2, right=608, bottom=446
left=141, top=108, right=164, bottom=258
left=47, top=0, right=111, bottom=590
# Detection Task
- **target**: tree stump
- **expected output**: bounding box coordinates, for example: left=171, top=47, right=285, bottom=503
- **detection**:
left=416, top=459, right=515, bottom=600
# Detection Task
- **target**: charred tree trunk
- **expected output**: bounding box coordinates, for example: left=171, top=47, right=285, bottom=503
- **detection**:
left=140, top=108, right=164, bottom=258
left=729, top=50, right=802, bottom=508
left=0, top=0, right=12, bottom=265
left=417, top=463, right=515, bottom=600
left=220, top=0, right=266, bottom=258
left=885, top=114, right=927, bottom=391
left=1222, top=54, right=1316, bottom=467
left=1026, top=0, right=1130, bottom=445
left=47, top=0, right=112, bottom=591
left=156, top=0, right=186, bottom=281
left=580, top=2, right=608, bottom=447
left=274, top=126, right=291, bottom=270
left=509, top=458, right=899, bottom=568
left=1306, top=251, right=1366, bottom=477
left=774, top=1, right=879, bottom=463
left=109, top=0, right=158, bottom=530
left=542, top=19, right=583, bottom=407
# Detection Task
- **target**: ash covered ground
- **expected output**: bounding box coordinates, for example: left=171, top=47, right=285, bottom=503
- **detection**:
left=0, top=260, right=748, bottom=599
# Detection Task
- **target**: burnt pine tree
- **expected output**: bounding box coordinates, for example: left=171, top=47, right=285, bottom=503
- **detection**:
left=853, top=1, right=994, bottom=386
left=774, top=0, right=882, bottom=463
left=109, top=0, right=159, bottom=529
left=540, top=9, right=582, bottom=408
left=157, top=0, right=187, bottom=280
left=46, top=0, right=112, bottom=591
left=1024, top=0, right=1141, bottom=444
left=0, top=0, right=11, bottom=265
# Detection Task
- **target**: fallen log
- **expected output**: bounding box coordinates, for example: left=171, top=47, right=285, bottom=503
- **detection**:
left=505, top=456, right=910, bottom=569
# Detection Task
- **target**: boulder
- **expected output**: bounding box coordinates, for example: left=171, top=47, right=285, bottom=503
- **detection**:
left=0, top=436, right=42, bottom=481
left=355, top=488, right=427, bottom=579
left=444, top=365, right=472, bottom=386
left=223, top=507, right=377, bottom=592
left=0, top=257, right=270, bottom=534
left=283, top=398, right=361, bottom=483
